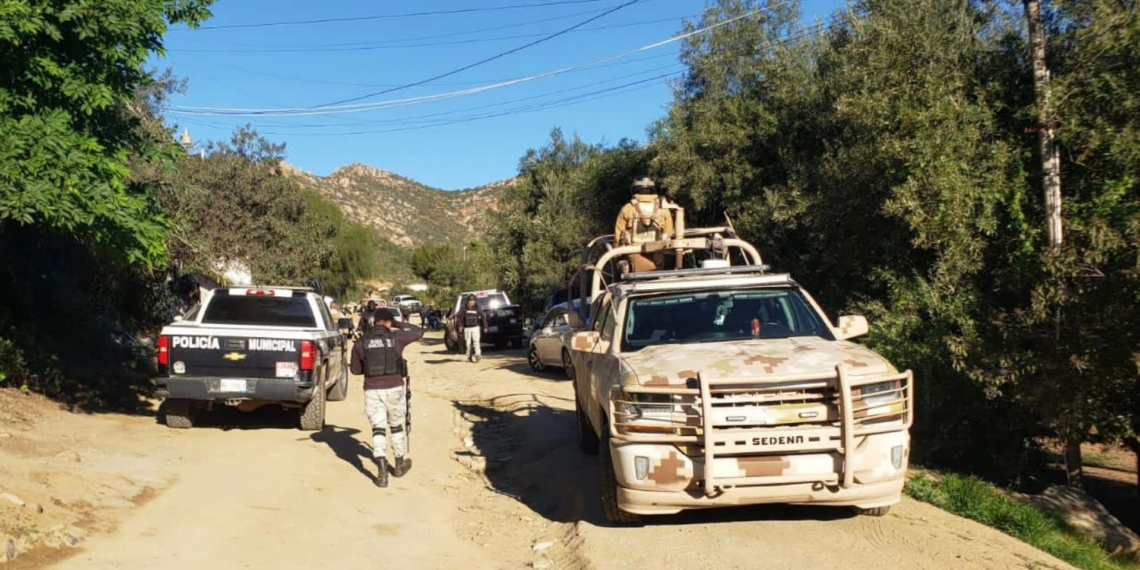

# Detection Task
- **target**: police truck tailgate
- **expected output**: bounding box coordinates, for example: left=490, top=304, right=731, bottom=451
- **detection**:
left=167, top=335, right=309, bottom=381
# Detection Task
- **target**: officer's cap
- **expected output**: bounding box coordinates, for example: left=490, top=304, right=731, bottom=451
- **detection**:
left=373, top=308, right=396, bottom=323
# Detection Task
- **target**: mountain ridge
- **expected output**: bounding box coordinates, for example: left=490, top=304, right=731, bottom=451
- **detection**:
left=284, top=161, right=514, bottom=250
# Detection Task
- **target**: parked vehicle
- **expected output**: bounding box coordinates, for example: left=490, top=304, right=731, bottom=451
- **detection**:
left=154, top=286, right=350, bottom=430
left=527, top=300, right=588, bottom=375
left=443, top=289, right=525, bottom=351
left=567, top=213, right=914, bottom=525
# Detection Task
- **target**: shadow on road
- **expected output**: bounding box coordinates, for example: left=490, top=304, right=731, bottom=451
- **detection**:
left=311, top=424, right=375, bottom=482
left=161, top=401, right=298, bottom=431
left=453, top=394, right=859, bottom=528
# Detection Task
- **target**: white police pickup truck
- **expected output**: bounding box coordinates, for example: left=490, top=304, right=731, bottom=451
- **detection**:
left=154, top=286, right=350, bottom=430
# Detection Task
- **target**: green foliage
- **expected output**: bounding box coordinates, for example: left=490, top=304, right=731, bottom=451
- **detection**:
left=489, top=128, right=654, bottom=314
left=493, top=0, right=1140, bottom=487
left=410, top=241, right=499, bottom=307
left=0, top=0, right=213, bottom=266
left=157, top=125, right=379, bottom=299
left=906, top=473, right=1138, bottom=570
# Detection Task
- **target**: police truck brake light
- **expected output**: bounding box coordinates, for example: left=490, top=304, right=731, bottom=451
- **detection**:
left=245, top=289, right=276, bottom=296
left=300, top=340, right=317, bottom=370
left=157, top=335, right=169, bottom=366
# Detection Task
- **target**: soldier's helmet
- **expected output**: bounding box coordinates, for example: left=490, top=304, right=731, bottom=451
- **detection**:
left=631, top=176, right=656, bottom=195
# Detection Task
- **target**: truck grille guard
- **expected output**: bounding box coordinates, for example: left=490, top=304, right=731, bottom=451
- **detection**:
left=608, top=365, right=914, bottom=496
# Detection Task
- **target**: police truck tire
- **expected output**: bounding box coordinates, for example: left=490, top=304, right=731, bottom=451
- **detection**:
left=164, top=399, right=193, bottom=429
left=576, top=394, right=599, bottom=455
left=494, top=339, right=507, bottom=350
left=510, top=337, right=523, bottom=349
left=600, top=429, right=641, bottom=526
left=327, top=369, right=348, bottom=402
left=444, top=334, right=456, bottom=352
left=299, top=379, right=326, bottom=431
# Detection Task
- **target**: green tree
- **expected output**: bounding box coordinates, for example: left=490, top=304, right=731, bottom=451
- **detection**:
left=0, top=0, right=214, bottom=265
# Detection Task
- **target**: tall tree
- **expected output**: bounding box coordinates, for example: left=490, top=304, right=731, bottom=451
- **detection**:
left=0, top=0, right=214, bottom=265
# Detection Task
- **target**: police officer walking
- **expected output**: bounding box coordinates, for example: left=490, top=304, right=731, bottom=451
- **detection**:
left=457, top=295, right=487, bottom=363
left=350, top=308, right=424, bottom=487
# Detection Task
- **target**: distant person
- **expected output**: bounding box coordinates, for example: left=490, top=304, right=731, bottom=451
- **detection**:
left=457, top=295, right=487, bottom=363
left=350, top=308, right=424, bottom=488
left=614, top=175, right=674, bottom=273
left=358, top=300, right=378, bottom=336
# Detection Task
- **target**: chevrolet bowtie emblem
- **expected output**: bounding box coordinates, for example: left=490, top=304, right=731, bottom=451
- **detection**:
left=222, top=352, right=247, bottom=361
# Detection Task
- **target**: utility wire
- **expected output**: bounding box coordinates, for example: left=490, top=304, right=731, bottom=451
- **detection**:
left=175, top=7, right=607, bottom=51
left=185, top=50, right=677, bottom=90
left=310, top=0, right=644, bottom=108
left=250, top=72, right=678, bottom=137
left=176, top=14, right=688, bottom=54
left=166, top=6, right=771, bottom=116
left=186, top=0, right=611, bottom=31
left=171, top=18, right=839, bottom=135
left=252, top=63, right=685, bottom=129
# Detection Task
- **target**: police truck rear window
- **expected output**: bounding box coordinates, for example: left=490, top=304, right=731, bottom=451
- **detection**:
left=202, top=297, right=317, bottom=328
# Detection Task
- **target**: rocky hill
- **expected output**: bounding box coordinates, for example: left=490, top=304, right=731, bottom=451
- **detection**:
left=284, top=162, right=510, bottom=249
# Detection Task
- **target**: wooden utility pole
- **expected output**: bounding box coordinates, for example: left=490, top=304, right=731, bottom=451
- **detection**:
left=1025, top=0, right=1079, bottom=487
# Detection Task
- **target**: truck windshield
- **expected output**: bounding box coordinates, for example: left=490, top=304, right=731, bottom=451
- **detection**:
left=201, top=296, right=317, bottom=328
left=475, top=294, right=510, bottom=310
left=621, top=288, right=831, bottom=352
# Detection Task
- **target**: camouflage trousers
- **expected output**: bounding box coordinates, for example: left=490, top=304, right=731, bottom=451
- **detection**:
left=364, top=386, right=407, bottom=459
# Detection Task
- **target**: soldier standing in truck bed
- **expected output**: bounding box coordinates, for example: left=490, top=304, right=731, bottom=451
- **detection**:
left=614, top=175, right=674, bottom=272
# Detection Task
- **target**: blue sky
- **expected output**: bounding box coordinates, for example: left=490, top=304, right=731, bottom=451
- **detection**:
left=156, top=0, right=845, bottom=190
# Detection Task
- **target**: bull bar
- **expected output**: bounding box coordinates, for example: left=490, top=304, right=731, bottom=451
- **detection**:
left=608, top=365, right=914, bottom=497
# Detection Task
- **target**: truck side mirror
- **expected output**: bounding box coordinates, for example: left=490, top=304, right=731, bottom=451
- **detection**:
left=172, top=315, right=183, bottom=322
left=571, top=331, right=601, bottom=352
left=835, top=315, right=869, bottom=340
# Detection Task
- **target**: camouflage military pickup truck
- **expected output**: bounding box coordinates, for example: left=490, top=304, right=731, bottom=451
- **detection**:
left=567, top=222, right=914, bottom=524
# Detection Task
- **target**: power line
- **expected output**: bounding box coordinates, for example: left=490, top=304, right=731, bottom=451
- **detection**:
left=168, top=12, right=841, bottom=136
left=175, top=14, right=690, bottom=54
left=174, top=7, right=608, bottom=51
left=186, top=0, right=612, bottom=31
left=251, top=63, right=685, bottom=130
left=310, top=0, right=645, bottom=108
left=185, top=50, right=678, bottom=90
left=166, top=6, right=771, bottom=116
left=251, top=72, right=679, bottom=137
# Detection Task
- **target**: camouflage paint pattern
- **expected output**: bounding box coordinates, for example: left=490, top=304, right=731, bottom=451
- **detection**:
left=616, top=336, right=897, bottom=387
left=567, top=238, right=913, bottom=513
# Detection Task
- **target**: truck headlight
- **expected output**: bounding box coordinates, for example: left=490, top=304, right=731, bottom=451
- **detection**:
left=858, top=380, right=899, bottom=407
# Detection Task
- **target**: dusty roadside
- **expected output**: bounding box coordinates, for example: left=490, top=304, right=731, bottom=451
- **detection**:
left=1, top=332, right=1079, bottom=569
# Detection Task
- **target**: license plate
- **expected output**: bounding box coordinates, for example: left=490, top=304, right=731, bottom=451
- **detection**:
left=487, top=326, right=499, bottom=332
left=219, top=379, right=247, bottom=393
left=276, top=362, right=297, bottom=378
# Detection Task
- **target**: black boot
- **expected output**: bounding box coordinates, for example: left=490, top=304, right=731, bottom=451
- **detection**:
left=393, top=456, right=412, bottom=478
left=373, top=457, right=389, bottom=487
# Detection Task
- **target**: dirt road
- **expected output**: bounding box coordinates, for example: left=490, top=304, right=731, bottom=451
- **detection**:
left=0, top=332, right=1074, bottom=569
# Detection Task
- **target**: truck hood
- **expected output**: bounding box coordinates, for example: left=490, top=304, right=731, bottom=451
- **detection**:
left=618, top=336, right=895, bottom=386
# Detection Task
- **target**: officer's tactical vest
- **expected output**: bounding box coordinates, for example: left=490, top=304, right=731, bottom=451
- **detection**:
left=630, top=195, right=665, bottom=243
left=462, top=307, right=481, bottom=327
left=363, top=330, right=401, bottom=377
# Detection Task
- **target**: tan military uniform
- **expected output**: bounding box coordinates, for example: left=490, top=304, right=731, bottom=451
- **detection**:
left=614, top=194, right=674, bottom=272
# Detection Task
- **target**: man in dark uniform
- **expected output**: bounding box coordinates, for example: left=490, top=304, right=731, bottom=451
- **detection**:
left=350, top=308, right=424, bottom=487
left=358, top=300, right=378, bottom=337
left=457, top=295, right=487, bottom=363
